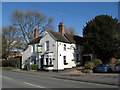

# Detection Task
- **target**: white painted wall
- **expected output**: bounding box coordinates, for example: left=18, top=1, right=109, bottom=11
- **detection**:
left=22, top=44, right=40, bottom=69
left=39, top=31, right=57, bottom=70
left=57, top=42, right=76, bottom=70
left=22, top=45, right=33, bottom=68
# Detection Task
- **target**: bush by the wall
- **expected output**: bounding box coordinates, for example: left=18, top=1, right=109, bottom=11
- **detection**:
left=84, top=61, right=95, bottom=70
left=92, top=59, right=102, bottom=67
left=30, top=64, right=38, bottom=70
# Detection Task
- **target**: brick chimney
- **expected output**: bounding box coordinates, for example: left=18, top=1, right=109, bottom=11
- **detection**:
left=58, top=22, right=65, bottom=34
left=34, top=28, right=39, bottom=38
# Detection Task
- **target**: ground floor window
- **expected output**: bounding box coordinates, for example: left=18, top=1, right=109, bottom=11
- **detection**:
left=44, top=53, right=53, bottom=67
left=76, top=54, right=79, bottom=62
left=46, top=58, right=49, bottom=65
left=63, top=56, right=68, bottom=65
left=45, top=58, right=53, bottom=66
left=50, top=58, right=52, bottom=65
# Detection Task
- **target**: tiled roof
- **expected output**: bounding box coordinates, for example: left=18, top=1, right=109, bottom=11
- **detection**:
left=48, top=30, right=83, bottom=45
left=64, top=33, right=76, bottom=43
left=47, top=30, right=70, bottom=43
left=28, top=36, right=42, bottom=45
left=28, top=30, right=83, bottom=45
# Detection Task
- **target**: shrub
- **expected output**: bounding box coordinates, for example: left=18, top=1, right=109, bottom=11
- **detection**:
left=81, top=69, right=93, bottom=74
left=30, top=64, right=38, bottom=70
left=92, top=59, right=102, bottom=67
left=84, top=61, right=95, bottom=70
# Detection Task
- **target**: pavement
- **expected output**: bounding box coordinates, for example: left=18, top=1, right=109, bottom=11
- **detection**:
left=8, top=69, right=119, bottom=86
left=2, top=70, right=118, bottom=88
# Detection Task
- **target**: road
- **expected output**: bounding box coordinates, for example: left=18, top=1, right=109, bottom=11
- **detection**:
left=2, top=70, right=118, bottom=88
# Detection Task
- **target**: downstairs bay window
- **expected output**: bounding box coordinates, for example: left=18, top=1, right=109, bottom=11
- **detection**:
left=43, top=53, right=54, bottom=67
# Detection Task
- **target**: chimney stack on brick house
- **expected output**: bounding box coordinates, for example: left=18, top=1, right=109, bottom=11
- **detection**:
left=58, top=22, right=65, bottom=34
left=34, top=28, right=39, bottom=38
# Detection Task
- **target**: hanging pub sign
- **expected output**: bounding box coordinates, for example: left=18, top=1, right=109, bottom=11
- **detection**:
left=37, top=45, right=42, bottom=53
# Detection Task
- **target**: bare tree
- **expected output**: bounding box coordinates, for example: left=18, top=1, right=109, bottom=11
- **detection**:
left=2, top=26, right=23, bottom=59
left=65, top=26, right=77, bottom=35
left=11, top=9, right=54, bottom=44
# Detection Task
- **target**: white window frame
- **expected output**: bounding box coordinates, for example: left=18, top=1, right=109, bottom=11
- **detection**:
left=45, top=41, right=49, bottom=51
left=64, top=44, right=66, bottom=51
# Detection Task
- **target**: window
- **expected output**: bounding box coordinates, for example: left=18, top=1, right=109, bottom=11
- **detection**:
left=70, top=45, right=73, bottom=50
left=50, top=58, right=52, bottom=65
left=44, top=58, right=53, bottom=67
left=45, top=41, right=49, bottom=51
left=46, top=58, right=49, bottom=65
left=63, top=56, right=68, bottom=65
left=64, top=44, right=66, bottom=51
left=76, top=54, right=79, bottom=62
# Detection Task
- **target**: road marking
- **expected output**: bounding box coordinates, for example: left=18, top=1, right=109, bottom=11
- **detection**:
left=2, top=76, right=12, bottom=80
left=24, top=82, right=45, bottom=88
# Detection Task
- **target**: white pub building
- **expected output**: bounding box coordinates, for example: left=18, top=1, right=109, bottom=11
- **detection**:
left=22, top=22, right=83, bottom=71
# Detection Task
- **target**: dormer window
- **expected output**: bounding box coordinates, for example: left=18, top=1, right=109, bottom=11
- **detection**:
left=45, top=41, right=49, bottom=51
left=64, top=44, right=66, bottom=51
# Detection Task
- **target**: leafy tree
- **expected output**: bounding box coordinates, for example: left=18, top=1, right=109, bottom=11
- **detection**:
left=11, top=9, right=54, bottom=44
left=83, top=15, right=120, bottom=63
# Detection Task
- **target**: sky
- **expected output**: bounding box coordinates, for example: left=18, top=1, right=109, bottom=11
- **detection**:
left=2, top=2, right=118, bottom=36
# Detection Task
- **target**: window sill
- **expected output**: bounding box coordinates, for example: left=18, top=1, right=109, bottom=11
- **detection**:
left=64, top=63, right=68, bottom=65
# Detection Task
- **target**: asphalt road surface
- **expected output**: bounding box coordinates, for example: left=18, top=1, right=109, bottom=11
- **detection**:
left=2, top=70, right=118, bottom=88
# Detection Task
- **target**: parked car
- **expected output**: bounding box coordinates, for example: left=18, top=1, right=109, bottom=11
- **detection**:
left=112, top=64, right=120, bottom=72
left=94, top=64, right=112, bottom=73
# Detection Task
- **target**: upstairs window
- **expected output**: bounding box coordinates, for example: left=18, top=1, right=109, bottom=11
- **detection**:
left=64, top=44, right=66, bottom=51
left=45, top=41, right=49, bottom=51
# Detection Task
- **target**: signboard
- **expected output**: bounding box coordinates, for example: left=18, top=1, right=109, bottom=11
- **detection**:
left=38, top=47, right=42, bottom=53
